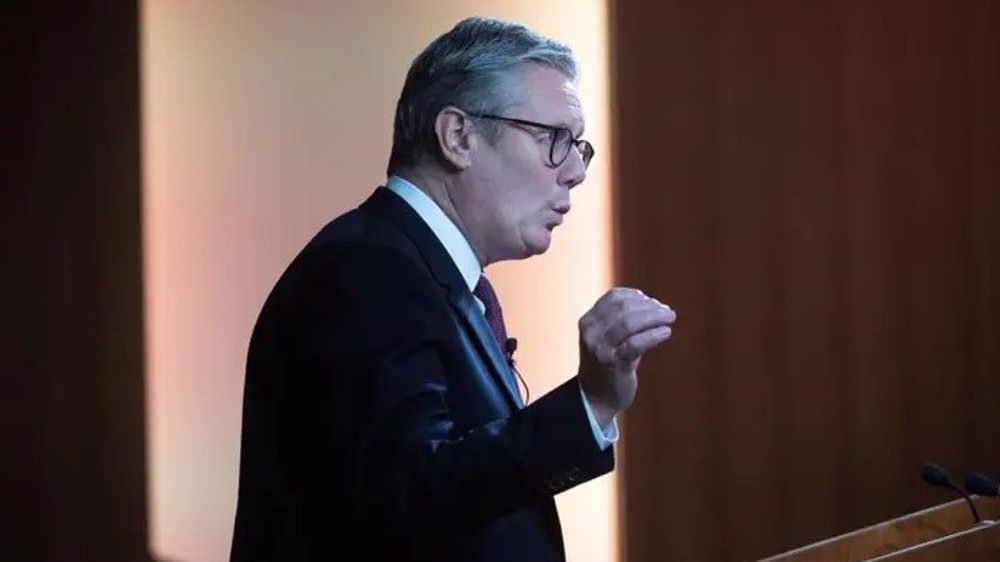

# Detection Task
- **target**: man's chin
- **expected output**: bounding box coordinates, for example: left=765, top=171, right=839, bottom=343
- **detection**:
left=499, top=229, right=553, bottom=262
left=526, top=230, right=554, bottom=256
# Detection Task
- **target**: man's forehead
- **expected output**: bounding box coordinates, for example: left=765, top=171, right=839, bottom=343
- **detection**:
left=555, top=81, right=585, bottom=133
left=517, top=67, right=586, bottom=133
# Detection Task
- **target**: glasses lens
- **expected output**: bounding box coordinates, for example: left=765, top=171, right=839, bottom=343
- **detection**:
left=551, top=129, right=573, bottom=166
left=578, top=140, right=594, bottom=168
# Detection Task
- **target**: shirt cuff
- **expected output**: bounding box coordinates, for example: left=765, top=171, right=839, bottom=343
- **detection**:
left=578, top=382, right=619, bottom=451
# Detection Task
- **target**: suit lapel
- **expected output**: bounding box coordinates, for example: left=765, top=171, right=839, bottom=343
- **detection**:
left=360, top=187, right=524, bottom=409
left=453, top=291, right=524, bottom=408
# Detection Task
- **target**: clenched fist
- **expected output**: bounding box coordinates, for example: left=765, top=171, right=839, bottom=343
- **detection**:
left=577, top=288, right=676, bottom=428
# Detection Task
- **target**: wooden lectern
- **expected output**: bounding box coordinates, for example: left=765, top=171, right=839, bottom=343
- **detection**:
left=758, top=497, right=1000, bottom=562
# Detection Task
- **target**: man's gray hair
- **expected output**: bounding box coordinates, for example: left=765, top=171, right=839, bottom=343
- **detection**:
left=386, top=17, right=578, bottom=175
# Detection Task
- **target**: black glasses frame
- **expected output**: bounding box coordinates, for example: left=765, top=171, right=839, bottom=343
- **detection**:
left=467, top=113, right=595, bottom=168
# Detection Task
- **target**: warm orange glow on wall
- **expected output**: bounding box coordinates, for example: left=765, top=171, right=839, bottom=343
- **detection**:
left=142, top=2, right=614, bottom=561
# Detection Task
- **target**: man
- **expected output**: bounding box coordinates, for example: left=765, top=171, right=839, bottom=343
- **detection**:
left=230, top=16, right=676, bottom=562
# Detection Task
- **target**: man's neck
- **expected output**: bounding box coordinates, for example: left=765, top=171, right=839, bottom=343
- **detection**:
left=392, top=168, right=486, bottom=267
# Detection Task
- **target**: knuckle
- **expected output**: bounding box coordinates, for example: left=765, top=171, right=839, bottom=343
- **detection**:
left=627, top=298, right=648, bottom=313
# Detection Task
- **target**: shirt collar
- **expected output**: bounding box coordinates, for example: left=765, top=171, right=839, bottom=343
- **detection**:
left=384, top=175, right=481, bottom=293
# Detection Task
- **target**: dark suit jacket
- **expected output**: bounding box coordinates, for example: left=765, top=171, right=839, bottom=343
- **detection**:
left=230, top=187, right=615, bottom=562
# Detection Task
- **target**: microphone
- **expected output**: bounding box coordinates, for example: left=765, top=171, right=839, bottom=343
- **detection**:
left=965, top=472, right=1000, bottom=498
left=921, top=462, right=985, bottom=524
left=505, top=337, right=530, bottom=404
left=505, top=337, right=518, bottom=363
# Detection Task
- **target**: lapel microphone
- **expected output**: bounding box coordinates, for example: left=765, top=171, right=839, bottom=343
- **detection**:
left=505, top=338, right=518, bottom=365
left=505, top=338, right=529, bottom=404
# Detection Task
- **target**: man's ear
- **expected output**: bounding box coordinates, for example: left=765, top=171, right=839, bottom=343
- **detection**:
left=434, top=107, right=476, bottom=170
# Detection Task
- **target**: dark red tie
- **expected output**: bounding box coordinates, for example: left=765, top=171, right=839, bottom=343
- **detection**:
left=475, top=275, right=527, bottom=404
left=473, top=275, right=509, bottom=357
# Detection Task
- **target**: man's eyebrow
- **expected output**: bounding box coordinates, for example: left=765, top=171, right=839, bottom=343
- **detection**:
left=550, top=119, right=584, bottom=137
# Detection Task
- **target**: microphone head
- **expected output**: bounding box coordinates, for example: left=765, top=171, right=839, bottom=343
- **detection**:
left=923, top=462, right=985, bottom=524
left=505, top=338, right=518, bottom=354
left=965, top=473, right=1000, bottom=497
left=921, top=462, right=953, bottom=488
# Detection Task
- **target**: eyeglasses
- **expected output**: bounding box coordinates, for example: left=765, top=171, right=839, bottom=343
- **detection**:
left=467, top=113, right=595, bottom=169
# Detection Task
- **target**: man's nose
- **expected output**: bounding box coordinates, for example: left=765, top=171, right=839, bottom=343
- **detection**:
left=560, top=147, right=587, bottom=189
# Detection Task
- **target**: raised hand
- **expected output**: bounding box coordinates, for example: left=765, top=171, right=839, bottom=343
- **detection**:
left=577, top=288, right=676, bottom=427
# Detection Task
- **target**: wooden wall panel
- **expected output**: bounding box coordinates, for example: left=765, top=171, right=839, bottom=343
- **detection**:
left=610, top=1, right=1000, bottom=560
left=5, top=2, right=149, bottom=560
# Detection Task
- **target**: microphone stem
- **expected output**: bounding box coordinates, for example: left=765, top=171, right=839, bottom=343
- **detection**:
left=956, top=487, right=984, bottom=523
